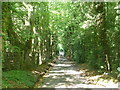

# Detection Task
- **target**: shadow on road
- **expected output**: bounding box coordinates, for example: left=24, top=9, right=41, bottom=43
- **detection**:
left=37, top=56, right=118, bottom=89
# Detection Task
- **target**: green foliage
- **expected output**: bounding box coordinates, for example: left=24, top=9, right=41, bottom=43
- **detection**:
left=2, top=70, right=37, bottom=88
left=2, top=2, right=57, bottom=70
left=2, top=2, right=119, bottom=81
left=61, top=2, right=119, bottom=75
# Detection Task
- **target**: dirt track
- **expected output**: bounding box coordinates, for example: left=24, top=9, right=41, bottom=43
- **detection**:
left=37, top=56, right=118, bottom=89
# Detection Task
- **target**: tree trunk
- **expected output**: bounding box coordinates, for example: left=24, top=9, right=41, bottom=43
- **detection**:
left=95, top=2, right=111, bottom=71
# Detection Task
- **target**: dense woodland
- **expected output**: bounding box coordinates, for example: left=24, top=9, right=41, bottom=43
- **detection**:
left=2, top=2, right=120, bottom=88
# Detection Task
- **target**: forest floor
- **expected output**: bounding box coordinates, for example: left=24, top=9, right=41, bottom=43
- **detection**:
left=2, top=59, right=56, bottom=88
left=35, top=56, right=119, bottom=89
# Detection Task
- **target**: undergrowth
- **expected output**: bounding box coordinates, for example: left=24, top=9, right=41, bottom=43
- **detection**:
left=2, top=70, right=37, bottom=88
left=2, top=59, right=56, bottom=88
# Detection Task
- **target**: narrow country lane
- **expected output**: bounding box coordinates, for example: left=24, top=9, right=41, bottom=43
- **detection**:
left=37, top=56, right=116, bottom=88
left=2, top=2, right=120, bottom=89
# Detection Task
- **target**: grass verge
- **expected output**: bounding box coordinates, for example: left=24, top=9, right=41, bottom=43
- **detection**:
left=2, top=59, right=56, bottom=88
left=2, top=70, right=37, bottom=88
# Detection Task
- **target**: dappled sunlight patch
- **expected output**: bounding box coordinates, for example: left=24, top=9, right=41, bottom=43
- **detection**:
left=88, top=75, right=102, bottom=80
left=65, top=70, right=83, bottom=75
left=63, top=62, right=75, bottom=64
left=37, top=57, right=118, bottom=88
left=79, top=71, right=118, bottom=88
left=48, top=63, right=55, bottom=66
left=66, top=77, right=74, bottom=82
left=32, top=70, right=40, bottom=74
left=44, top=73, right=65, bottom=77
left=75, top=63, right=118, bottom=87
left=66, top=83, right=105, bottom=88
left=95, top=78, right=118, bottom=88
left=55, top=82, right=71, bottom=88
left=55, top=85, right=67, bottom=88
left=54, top=64, right=72, bottom=67
left=49, top=70, right=66, bottom=73
left=52, top=75, right=57, bottom=79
